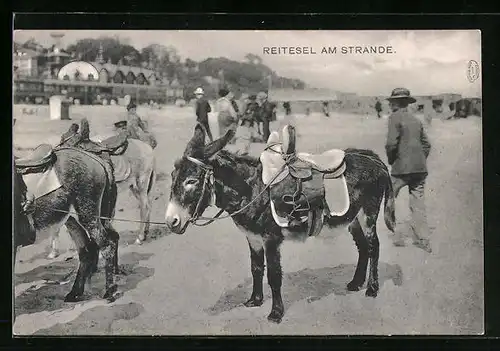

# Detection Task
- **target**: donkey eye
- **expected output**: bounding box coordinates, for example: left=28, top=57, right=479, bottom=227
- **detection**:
left=184, top=178, right=199, bottom=187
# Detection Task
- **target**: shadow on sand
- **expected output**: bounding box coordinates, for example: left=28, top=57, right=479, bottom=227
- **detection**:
left=205, top=262, right=403, bottom=316
left=118, top=225, right=171, bottom=245
left=15, top=252, right=154, bottom=318
left=33, top=302, right=145, bottom=335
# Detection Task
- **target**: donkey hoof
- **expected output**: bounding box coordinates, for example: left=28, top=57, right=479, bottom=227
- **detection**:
left=64, top=292, right=83, bottom=302
left=244, top=296, right=263, bottom=308
left=267, top=310, right=284, bottom=324
left=47, top=250, right=59, bottom=259
left=365, top=285, right=379, bottom=298
left=103, top=284, right=118, bottom=300
left=347, top=280, right=362, bottom=292
left=114, top=266, right=128, bottom=275
left=105, top=290, right=122, bottom=303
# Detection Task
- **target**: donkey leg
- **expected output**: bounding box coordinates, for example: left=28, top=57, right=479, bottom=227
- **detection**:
left=47, top=233, right=60, bottom=259
left=359, top=209, right=381, bottom=298
left=244, top=234, right=265, bottom=307
left=129, top=181, right=148, bottom=245
left=43, top=219, right=68, bottom=259
left=264, top=236, right=284, bottom=323
left=136, top=190, right=151, bottom=243
left=100, top=237, right=119, bottom=301
left=103, top=221, right=123, bottom=275
left=77, top=210, right=117, bottom=301
left=64, top=216, right=97, bottom=302
left=347, top=217, right=369, bottom=292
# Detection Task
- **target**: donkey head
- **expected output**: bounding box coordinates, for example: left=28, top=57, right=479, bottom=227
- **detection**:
left=165, top=124, right=235, bottom=234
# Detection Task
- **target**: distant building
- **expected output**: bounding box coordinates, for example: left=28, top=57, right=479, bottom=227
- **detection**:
left=13, top=46, right=73, bottom=79
left=13, top=44, right=168, bottom=88
left=13, top=48, right=45, bottom=77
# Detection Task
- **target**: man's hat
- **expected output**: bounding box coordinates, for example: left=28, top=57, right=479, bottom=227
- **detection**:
left=194, top=87, right=204, bottom=95
left=257, top=91, right=267, bottom=100
left=126, top=101, right=137, bottom=111
left=218, top=87, right=230, bottom=98
left=386, top=88, right=416, bottom=103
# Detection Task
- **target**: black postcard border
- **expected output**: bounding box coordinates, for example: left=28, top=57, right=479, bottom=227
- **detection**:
left=5, top=13, right=500, bottom=350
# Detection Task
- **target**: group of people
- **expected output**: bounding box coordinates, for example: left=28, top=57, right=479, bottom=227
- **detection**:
left=193, top=86, right=276, bottom=155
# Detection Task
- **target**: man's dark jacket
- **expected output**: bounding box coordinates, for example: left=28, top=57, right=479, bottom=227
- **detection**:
left=195, top=98, right=212, bottom=124
left=385, top=108, right=431, bottom=176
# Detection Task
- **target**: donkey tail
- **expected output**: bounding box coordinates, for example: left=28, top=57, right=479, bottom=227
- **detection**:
left=383, top=176, right=396, bottom=233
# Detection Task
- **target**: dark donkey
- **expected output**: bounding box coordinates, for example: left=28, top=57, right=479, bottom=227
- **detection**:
left=165, top=124, right=396, bottom=323
left=14, top=145, right=121, bottom=302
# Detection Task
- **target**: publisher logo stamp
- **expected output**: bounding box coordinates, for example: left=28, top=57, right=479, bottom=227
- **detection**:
left=467, top=60, right=480, bottom=82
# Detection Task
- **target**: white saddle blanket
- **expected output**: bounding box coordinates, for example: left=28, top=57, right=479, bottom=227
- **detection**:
left=324, top=175, right=350, bottom=217
left=22, top=166, right=62, bottom=199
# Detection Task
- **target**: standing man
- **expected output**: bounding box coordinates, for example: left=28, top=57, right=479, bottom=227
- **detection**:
left=283, top=101, right=291, bottom=116
left=322, top=101, right=330, bottom=117
left=257, top=91, right=273, bottom=142
left=375, top=98, right=382, bottom=118
left=385, top=88, right=432, bottom=253
left=194, top=87, right=213, bottom=142
left=216, top=87, right=238, bottom=142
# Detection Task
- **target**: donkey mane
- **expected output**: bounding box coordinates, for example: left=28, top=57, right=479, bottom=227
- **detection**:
left=209, top=150, right=263, bottom=207
left=214, top=150, right=261, bottom=168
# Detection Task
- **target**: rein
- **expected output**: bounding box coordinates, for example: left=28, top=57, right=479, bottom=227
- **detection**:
left=185, top=155, right=285, bottom=226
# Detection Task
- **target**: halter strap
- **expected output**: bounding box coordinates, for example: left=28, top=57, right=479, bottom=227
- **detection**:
left=186, top=156, right=212, bottom=169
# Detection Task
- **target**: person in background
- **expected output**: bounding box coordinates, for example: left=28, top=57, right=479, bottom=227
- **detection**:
left=257, top=91, right=273, bottom=142
left=385, top=87, right=432, bottom=253
left=194, top=87, right=213, bottom=142
left=375, top=98, right=382, bottom=118
left=322, top=101, right=330, bottom=117
left=228, top=91, right=240, bottom=115
left=111, top=101, right=158, bottom=149
left=283, top=101, right=291, bottom=116
left=234, top=95, right=259, bottom=156
left=216, top=87, right=238, bottom=143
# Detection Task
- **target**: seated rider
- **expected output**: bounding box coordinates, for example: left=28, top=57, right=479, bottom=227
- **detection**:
left=115, top=101, right=158, bottom=149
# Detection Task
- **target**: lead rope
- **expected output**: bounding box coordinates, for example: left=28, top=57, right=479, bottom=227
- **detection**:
left=189, top=163, right=287, bottom=225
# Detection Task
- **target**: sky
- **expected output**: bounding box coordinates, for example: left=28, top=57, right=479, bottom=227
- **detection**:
left=13, top=30, right=482, bottom=97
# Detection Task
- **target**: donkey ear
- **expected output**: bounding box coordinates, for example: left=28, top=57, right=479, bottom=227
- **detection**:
left=203, top=128, right=236, bottom=160
left=184, top=124, right=206, bottom=156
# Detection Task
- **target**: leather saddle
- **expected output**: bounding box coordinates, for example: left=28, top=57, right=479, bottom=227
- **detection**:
left=81, top=133, right=129, bottom=156
left=260, top=125, right=347, bottom=233
left=280, top=124, right=346, bottom=180
left=61, top=119, right=129, bottom=156
left=15, top=144, right=56, bottom=174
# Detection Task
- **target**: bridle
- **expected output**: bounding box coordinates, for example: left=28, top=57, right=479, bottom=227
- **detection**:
left=182, top=154, right=286, bottom=227
left=184, top=156, right=222, bottom=226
